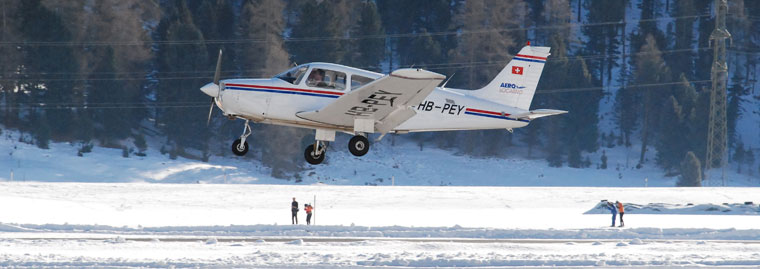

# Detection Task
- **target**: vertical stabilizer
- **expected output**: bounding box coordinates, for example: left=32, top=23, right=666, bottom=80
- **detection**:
left=472, top=45, right=550, bottom=110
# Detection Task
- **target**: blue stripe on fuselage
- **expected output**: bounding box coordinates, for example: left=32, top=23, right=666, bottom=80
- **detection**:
left=225, top=86, right=341, bottom=99
left=465, top=111, right=530, bottom=123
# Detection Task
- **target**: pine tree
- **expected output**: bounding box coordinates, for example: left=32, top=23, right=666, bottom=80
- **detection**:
left=347, top=1, right=385, bottom=71
left=191, top=0, right=235, bottom=60
left=667, top=0, right=698, bottom=80
left=87, top=46, right=132, bottom=145
left=377, top=0, right=456, bottom=69
left=0, top=0, right=23, bottom=127
left=453, top=0, right=520, bottom=90
left=655, top=95, right=686, bottom=171
left=582, top=0, right=624, bottom=86
left=632, top=35, right=670, bottom=167
left=156, top=0, right=209, bottom=151
left=533, top=0, right=597, bottom=164
left=288, top=0, right=346, bottom=64
left=16, top=0, right=79, bottom=139
left=678, top=151, right=702, bottom=187
left=237, top=0, right=308, bottom=177
left=727, top=71, right=747, bottom=154
left=733, top=141, right=746, bottom=173
left=237, top=0, right=290, bottom=77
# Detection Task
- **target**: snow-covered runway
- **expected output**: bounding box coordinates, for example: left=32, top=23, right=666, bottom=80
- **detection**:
left=1, top=183, right=759, bottom=267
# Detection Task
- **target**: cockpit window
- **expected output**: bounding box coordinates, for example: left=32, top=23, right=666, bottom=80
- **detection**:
left=306, top=68, right=346, bottom=91
left=275, top=65, right=308, bottom=85
left=351, top=75, right=374, bottom=90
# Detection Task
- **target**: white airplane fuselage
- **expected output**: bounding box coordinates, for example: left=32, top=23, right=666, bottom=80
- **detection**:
left=215, top=64, right=529, bottom=135
left=201, top=45, right=562, bottom=164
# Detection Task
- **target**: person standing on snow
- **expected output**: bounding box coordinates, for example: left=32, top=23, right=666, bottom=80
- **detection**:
left=305, top=204, right=314, bottom=225
left=616, top=201, right=625, bottom=227
left=605, top=201, right=617, bottom=227
left=291, top=197, right=299, bottom=224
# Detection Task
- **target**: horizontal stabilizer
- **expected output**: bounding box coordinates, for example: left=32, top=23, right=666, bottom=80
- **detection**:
left=511, top=109, right=567, bottom=120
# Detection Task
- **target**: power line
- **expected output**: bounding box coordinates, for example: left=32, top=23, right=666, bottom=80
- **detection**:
left=0, top=104, right=208, bottom=110
left=0, top=46, right=725, bottom=79
left=535, top=80, right=712, bottom=94
left=0, top=13, right=713, bottom=47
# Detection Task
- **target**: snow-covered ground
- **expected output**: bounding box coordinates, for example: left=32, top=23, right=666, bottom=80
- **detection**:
left=1, top=183, right=759, bottom=267
left=1, top=129, right=758, bottom=187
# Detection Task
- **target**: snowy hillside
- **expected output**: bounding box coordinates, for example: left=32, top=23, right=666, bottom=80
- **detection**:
left=1, top=128, right=757, bottom=186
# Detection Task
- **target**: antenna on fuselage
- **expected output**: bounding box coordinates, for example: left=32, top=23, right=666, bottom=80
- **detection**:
left=440, top=72, right=455, bottom=90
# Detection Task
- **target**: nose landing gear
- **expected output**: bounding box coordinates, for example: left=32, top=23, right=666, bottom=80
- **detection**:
left=304, top=141, right=327, bottom=165
left=231, top=120, right=252, bottom=156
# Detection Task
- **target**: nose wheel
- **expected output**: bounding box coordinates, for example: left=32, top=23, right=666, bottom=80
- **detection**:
left=348, top=135, right=369, bottom=156
left=231, top=120, right=252, bottom=156
left=304, top=141, right=326, bottom=165
left=232, top=138, right=248, bottom=156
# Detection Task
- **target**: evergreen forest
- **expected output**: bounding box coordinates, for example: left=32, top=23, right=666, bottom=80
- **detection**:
left=1, top=0, right=758, bottom=181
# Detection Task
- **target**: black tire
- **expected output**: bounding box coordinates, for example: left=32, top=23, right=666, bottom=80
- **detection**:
left=348, top=135, right=370, bottom=157
left=232, top=138, right=249, bottom=156
left=304, top=144, right=325, bottom=165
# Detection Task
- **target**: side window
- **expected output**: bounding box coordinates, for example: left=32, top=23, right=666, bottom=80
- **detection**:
left=351, top=75, right=374, bottom=90
left=306, top=68, right=346, bottom=91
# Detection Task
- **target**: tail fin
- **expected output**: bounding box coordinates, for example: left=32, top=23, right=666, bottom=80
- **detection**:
left=472, top=45, right=551, bottom=110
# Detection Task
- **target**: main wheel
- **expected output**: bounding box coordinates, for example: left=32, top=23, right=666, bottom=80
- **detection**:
left=232, top=138, right=249, bottom=156
left=304, top=144, right=325, bottom=165
left=348, top=135, right=370, bottom=157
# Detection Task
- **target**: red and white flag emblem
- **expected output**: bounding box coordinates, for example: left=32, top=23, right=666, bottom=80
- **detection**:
left=512, top=66, right=523, bottom=75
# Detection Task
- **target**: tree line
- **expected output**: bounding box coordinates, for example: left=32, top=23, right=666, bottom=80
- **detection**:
left=0, top=0, right=758, bottom=182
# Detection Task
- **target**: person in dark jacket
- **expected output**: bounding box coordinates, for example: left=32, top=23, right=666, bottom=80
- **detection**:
left=605, top=201, right=617, bottom=227
left=291, top=197, right=299, bottom=224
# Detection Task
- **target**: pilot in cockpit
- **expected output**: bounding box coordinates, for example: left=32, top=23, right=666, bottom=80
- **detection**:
left=307, top=69, right=328, bottom=87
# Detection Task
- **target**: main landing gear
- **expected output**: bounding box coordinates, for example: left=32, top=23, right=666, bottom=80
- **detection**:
left=348, top=135, right=369, bottom=157
left=229, top=124, right=372, bottom=165
left=231, top=120, right=251, bottom=156
left=302, top=131, right=371, bottom=165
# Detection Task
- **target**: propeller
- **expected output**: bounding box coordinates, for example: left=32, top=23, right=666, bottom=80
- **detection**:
left=206, top=49, right=223, bottom=126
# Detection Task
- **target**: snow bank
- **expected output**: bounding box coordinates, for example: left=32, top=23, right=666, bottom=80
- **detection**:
left=586, top=201, right=760, bottom=215
left=3, top=222, right=760, bottom=241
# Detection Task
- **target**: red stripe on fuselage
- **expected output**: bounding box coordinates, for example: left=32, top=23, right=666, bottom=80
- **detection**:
left=225, top=83, right=344, bottom=96
left=515, top=54, right=547, bottom=60
left=465, top=108, right=511, bottom=117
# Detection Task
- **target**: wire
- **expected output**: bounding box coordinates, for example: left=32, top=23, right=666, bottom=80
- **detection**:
left=0, top=13, right=714, bottom=47
left=535, top=80, right=712, bottom=94
left=0, top=46, right=722, bottom=79
left=0, top=104, right=208, bottom=110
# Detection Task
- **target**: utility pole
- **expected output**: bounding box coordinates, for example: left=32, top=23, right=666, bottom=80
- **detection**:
left=705, top=0, right=731, bottom=186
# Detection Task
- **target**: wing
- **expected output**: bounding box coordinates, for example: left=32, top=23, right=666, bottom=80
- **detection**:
left=296, top=68, right=445, bottom=132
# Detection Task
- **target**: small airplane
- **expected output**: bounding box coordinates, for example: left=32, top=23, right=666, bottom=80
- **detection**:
left=200, top=43, right=566, bottom=165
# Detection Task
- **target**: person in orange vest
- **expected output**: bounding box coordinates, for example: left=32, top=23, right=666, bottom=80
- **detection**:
left=304, top=204, right=314, bottom=225
left=616, top=201, right=625, bottom=227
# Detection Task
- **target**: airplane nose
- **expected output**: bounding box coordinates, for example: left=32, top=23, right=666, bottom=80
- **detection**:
left=200, top=82, right=220, bottom=98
